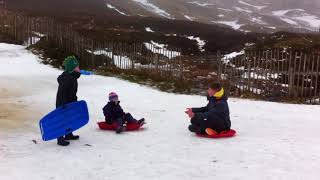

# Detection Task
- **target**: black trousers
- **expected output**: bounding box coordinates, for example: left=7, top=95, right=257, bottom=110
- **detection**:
left=191, top=116, right=228, bottom=134
left=115, top=113, right=137, bottom=126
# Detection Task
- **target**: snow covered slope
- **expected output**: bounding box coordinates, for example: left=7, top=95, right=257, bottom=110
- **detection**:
left=1, top=43, right=320, bottom=180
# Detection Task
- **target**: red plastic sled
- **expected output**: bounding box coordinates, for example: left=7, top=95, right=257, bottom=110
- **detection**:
left=197, top=129, right=237, bottom=138
left=97, top=121, right=144, bottom=131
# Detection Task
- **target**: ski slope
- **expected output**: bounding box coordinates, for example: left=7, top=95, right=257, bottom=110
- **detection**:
left=1, top=43, right=320, bottom=180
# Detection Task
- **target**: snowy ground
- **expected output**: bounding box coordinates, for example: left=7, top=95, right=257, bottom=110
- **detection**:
left=1, top=43, right=320, bottom=180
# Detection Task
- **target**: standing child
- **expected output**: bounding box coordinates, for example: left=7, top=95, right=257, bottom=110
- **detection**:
left=103, top=92, right=145, bottom=134
left=185, top=82, right=231, bottom=135
left=56, top=56, right=81, bottom=146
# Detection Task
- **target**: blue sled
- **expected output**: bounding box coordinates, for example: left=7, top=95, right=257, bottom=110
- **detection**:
left=80, top=70, right=93, bottom=75
left=39, top=100, right=89, bottom=141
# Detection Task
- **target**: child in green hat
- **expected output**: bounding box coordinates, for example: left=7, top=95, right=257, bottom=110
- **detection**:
left=56, top=56, right=81, bottom=146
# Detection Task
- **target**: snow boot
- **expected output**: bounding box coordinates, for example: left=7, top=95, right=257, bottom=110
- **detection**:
left=205, top=128, right=218, bottom=136
left=65, top=133, right=80, bottom=140
left=188, top=125, right=196, bottom=133
left=116, top=125, right=126, bottom=134
left=137, top=118, right=145, bottom=125
left=57, top=137, right=70, bottom=146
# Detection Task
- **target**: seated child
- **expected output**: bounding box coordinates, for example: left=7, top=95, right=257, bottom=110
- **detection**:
left=103, top=92, right=145, bottom=134
left=185, top=82, right=231, bottom=135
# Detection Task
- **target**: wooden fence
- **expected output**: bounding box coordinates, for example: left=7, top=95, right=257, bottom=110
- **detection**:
left=0, top=10, right=183, bottom=79
left=1, top=10, right=320, bottom=104
left=222, top=49, right=320, bottom=104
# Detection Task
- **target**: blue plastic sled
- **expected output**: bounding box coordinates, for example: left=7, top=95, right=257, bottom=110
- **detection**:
left=80, top=70, right=93, bottom=75
left=39, top=100, right=89, bottom=141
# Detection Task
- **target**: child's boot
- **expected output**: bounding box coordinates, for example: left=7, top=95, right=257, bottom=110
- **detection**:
left=188, top=125, right=196, bottom=133
left=65, top=133, right=80, bottom=140
left=57, top=137, right=70, bottom=146
left=205, top=128, right=218, bottom=136
left=137, top=118, right=145, bottom=125
left=116, top=125, right=125, bottom=134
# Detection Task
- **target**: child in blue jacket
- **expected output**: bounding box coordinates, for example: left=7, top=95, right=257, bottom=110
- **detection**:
left=103, top=92, right=145, bottom=133
left=186, top=82, right=231, bottom=135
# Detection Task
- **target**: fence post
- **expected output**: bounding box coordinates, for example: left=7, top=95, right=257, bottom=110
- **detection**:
left=131, top=44, right=135, bottom=70
left=91, top=40, right=95, bottom=67
left=288, top=67, right=294, bottom=97
left=14, top=13, right=17, bottom=43
left=217, top=51, right=222, bottom=81
left=287, top=51, right=292, bottom=97
left=112, top=42, right=115, bottom=66
left=315, top=55, right=320, bottom=100
left=310, top=54, right=316, bottom=103
left=155, top=53, right=159, bottom=71
left=247, top=51, right=252, bottom=91
left=301, top=53, right=307, bottom=98
left=179, top=55, right=183, bottom=81
left=252, top=51, right=257, bottom=94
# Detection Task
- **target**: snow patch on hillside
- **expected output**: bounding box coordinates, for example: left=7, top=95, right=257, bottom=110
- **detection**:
left=145, top=27, right=155, bottom=32
left=218, top=8, right=233, bottom=12
left=24, top=37, right=41, bottom=46
left=272, top=9, right=305, bottom=16
left=187, top=36, right=206, bottom=52
left=268, top=26, right=277, bottom=30
left=272, top=9, right=320, bottom=28
left=144, top=41, right=181, bottom=59
left=250, top=17, right=267, bottom=25
left=106, top=4, right=128, bottom=16
left=184, top=15, right=195, bottom=21
left=281, top=18, right=298, bottom=25
left=222, top=51, right=244, bottom=63
left=238, top=1, right=267, bottom=10
left=295, top=15, right=320, bottom=28
left=23, top=32, right=45, bottom=46
left=188, top=1, right=214, bottom=7
left=215, top=20, right=243, bottom=30
left=131, top=0, right=172, bottom=19
left=32, top=32, right=45, bottom=37
left=234, top=7, right=252, bottom=14
left=86, top=49, right=132, bottom=69
left=112, top=55, right=133, bottom=69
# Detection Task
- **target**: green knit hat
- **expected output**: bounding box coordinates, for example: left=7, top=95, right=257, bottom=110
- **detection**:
left=63, top=56, right=79, bottom=73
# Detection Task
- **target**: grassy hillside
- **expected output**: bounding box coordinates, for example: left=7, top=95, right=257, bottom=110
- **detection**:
left=253, top=32, right=320, bottom=53
left=6, top=0, right=258, bottom=54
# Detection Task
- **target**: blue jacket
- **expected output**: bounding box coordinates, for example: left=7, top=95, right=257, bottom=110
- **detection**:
left=192, top=95, right=231, bottom=130
left=103, top=101, right=125, bottom=121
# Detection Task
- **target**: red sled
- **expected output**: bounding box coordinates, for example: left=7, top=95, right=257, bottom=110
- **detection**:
left=197, top=129, right=237, bottom=138
left=97, top=121, right=144, bottom=131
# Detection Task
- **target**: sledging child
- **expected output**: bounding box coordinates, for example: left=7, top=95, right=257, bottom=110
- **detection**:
left=185, top=82, right=231, bottom=136
left=103, top=92, right=145, bottom=134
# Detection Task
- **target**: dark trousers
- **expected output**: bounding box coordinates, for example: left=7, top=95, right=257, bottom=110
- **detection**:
left=56, top=103, right=76, bottom=142
left=115, top=113, right=137, bottom=126
left=190, top=117, right=207, bottom=134
left=191, top=116, right=228, bottom=134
